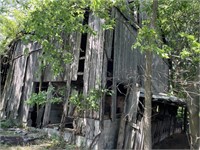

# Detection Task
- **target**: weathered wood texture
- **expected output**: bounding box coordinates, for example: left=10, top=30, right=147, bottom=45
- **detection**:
left=42, top=82, right=53, bottom=127
left=0, top=32, right=82, bottom=122
left=111, top=9, right=142, bottom=149
left=0, top=7, right=177, bottom=150
left=19, top=42, right=41, bottom=125
left=0, top=41, right=38, bottom=119
left=152, top=55, right=169, bottom=94
left=151, top=103, right=182, bottom=145
left=83, top=12, right=105, bottom=119
left=41, top=33, right=81, bottom=82
left=113, top=10, right=138, bottom=83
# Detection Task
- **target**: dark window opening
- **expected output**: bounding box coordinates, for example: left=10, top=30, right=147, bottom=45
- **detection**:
left=116, top=83, right=127, bottom=114
left=106, top=80, right=113, bottom=90
left=29, top=105, right=37, bottom=127
left=107, top=60, right=113, bottom=77
left=137, top=97, right=144, bottom=121
left=34, top=82, right=49, bottom=93
left=64, top=117, right=74, bottom=129
left=104, top=79, right=113, bottom=119
left=104, top=95, right=112, bottom=118
left=104, top=28, right=115, bottom=119
left=152, top=102, right=160, bottom=121
left=48, top=82, right=65, bottom=125
left=82, top=10, right=89, bottom=26
left=1, top=55, right=11, bottom=92
left=80, top=33, right=87, bottom=58
left=106, top=28, right=115, bottom=78
left=28, top=82, right=67, bottom=128
left=117, top=84, right=127, bottom=96
left=49, top=103, right=63, bottom=124
left=78, top=59, right=85, bottom=72
left=29, top=82, right=49, bottom=127
left=78, top=11, right=89, bottom=73
left=71, top=76, right=84, bottom=90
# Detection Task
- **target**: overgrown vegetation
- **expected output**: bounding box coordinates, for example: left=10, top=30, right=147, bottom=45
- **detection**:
left=0, top=0, right=199, bottom=149
left=70, top=88, right=113, bottom=112
left=26, top=84, right=62, bottom=107
left=0, top=119, right=18, bottom=128
left=0, top=0, right=116, bottom=76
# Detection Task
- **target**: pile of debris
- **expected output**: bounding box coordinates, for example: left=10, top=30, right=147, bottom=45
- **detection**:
left=0, top=127, right=46, bottom=145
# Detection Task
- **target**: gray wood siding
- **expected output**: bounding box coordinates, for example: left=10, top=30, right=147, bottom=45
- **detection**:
left=83, top=13, right=105, bottom=96
left=113, top=10, right=138, bottom=84
left=83, top=13, right=105, bottom=118
left=152, top=55, right=169, bottom=94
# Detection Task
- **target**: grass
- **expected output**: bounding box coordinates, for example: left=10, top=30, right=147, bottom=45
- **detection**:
left=0, top=130, right=79, bottom=150
left=0, top=122, right=79, bottom=150
left=0, top=138, right=78, bottom=150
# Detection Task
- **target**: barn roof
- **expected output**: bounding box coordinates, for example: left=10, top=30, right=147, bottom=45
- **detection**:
left=140, top=91, right=186, bottom=106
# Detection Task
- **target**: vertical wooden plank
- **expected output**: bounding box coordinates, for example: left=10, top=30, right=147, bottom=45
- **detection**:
left=95, top=16, right=105, bottom=119
left=41, top=33, right=81, bottom=82
left=4, top=41, right=29, bottom=119
left=71, top=32, right=82, bottom=81
left=42, top=82, right=53, bottom=127
left=117, top=113, right=126, bottom=149
left=123, top=87, right=140, bottom=149
left=83, top=13, right=105, bottom=119
left=83, top=18, right=92, bottom=96
left=112, top=8, right=118, bottom=121
left=100, top=29, right=113, bottom=128
left=113, top=8, right=141, bottom=149
left=0, top=57, right=15, bottom=118
left=19, top=42, right=41, bottom=125
left=111, top=79, right=117, bottom=121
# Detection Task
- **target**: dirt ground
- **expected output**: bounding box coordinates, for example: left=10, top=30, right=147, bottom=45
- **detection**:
left=0, top=128, right=77, bottom=150
left=153, top=133, right=190, bottom=149
left=1, top=128, right=190, bottom=150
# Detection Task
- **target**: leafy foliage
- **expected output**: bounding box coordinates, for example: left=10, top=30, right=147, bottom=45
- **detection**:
left=70, top=88, right=113, bottom=112
left=133, top=0, right=200, bottom=97
left=133, top=24, right=171, bottom=58
left=26, top=85, right=62, bottom=107
left=0, top=119, right=17, bottom=128
left=0, top=0, right=116, bottom=76
left=0, top=8, right=26, bottom=54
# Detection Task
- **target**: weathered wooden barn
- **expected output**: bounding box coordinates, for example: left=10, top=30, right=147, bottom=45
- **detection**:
left=0, top=8, right=186, bottom=149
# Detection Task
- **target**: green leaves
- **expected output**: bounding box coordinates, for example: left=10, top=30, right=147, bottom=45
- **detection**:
left=26, top=85, right=62, bottom=107
left=0, top=8, right=26, bottom=54
left=132, top=25, right=170, bottom=59
left=90, top=0, right=116, bottom=30
left=26, top=91, right=47, bottom=106
left=179, top=33, right=200, bottom=62
left=69, top=88, right=113, bottom=112
left=0, top=0, right=117, bottom=76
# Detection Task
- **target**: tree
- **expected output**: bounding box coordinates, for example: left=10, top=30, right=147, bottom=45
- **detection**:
left=157, top=1, right=200, bottom=149
left=134, top=0, right=200, bottom=149
left=0, top=0, right=116, bottom=130
left=0, top=0, right=199, bottom=149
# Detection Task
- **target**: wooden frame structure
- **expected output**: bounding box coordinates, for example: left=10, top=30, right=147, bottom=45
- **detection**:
left=0, top=8, right=186, bottom=149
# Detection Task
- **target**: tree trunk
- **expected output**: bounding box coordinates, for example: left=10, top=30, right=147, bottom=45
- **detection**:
left=60, top=65, right=71, bottom=131
left=188, top=93, right=200, bottom=149
left=143, top=50, right=153, bottom=150
left=187, top=68, right=200, bottom=149
left=143, top=0, right=157, bottom=149
left=0, top=56, right=1, bottom=104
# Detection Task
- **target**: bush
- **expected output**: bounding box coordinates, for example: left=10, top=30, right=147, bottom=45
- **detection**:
left=0, top=119, right=17, bottom=128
